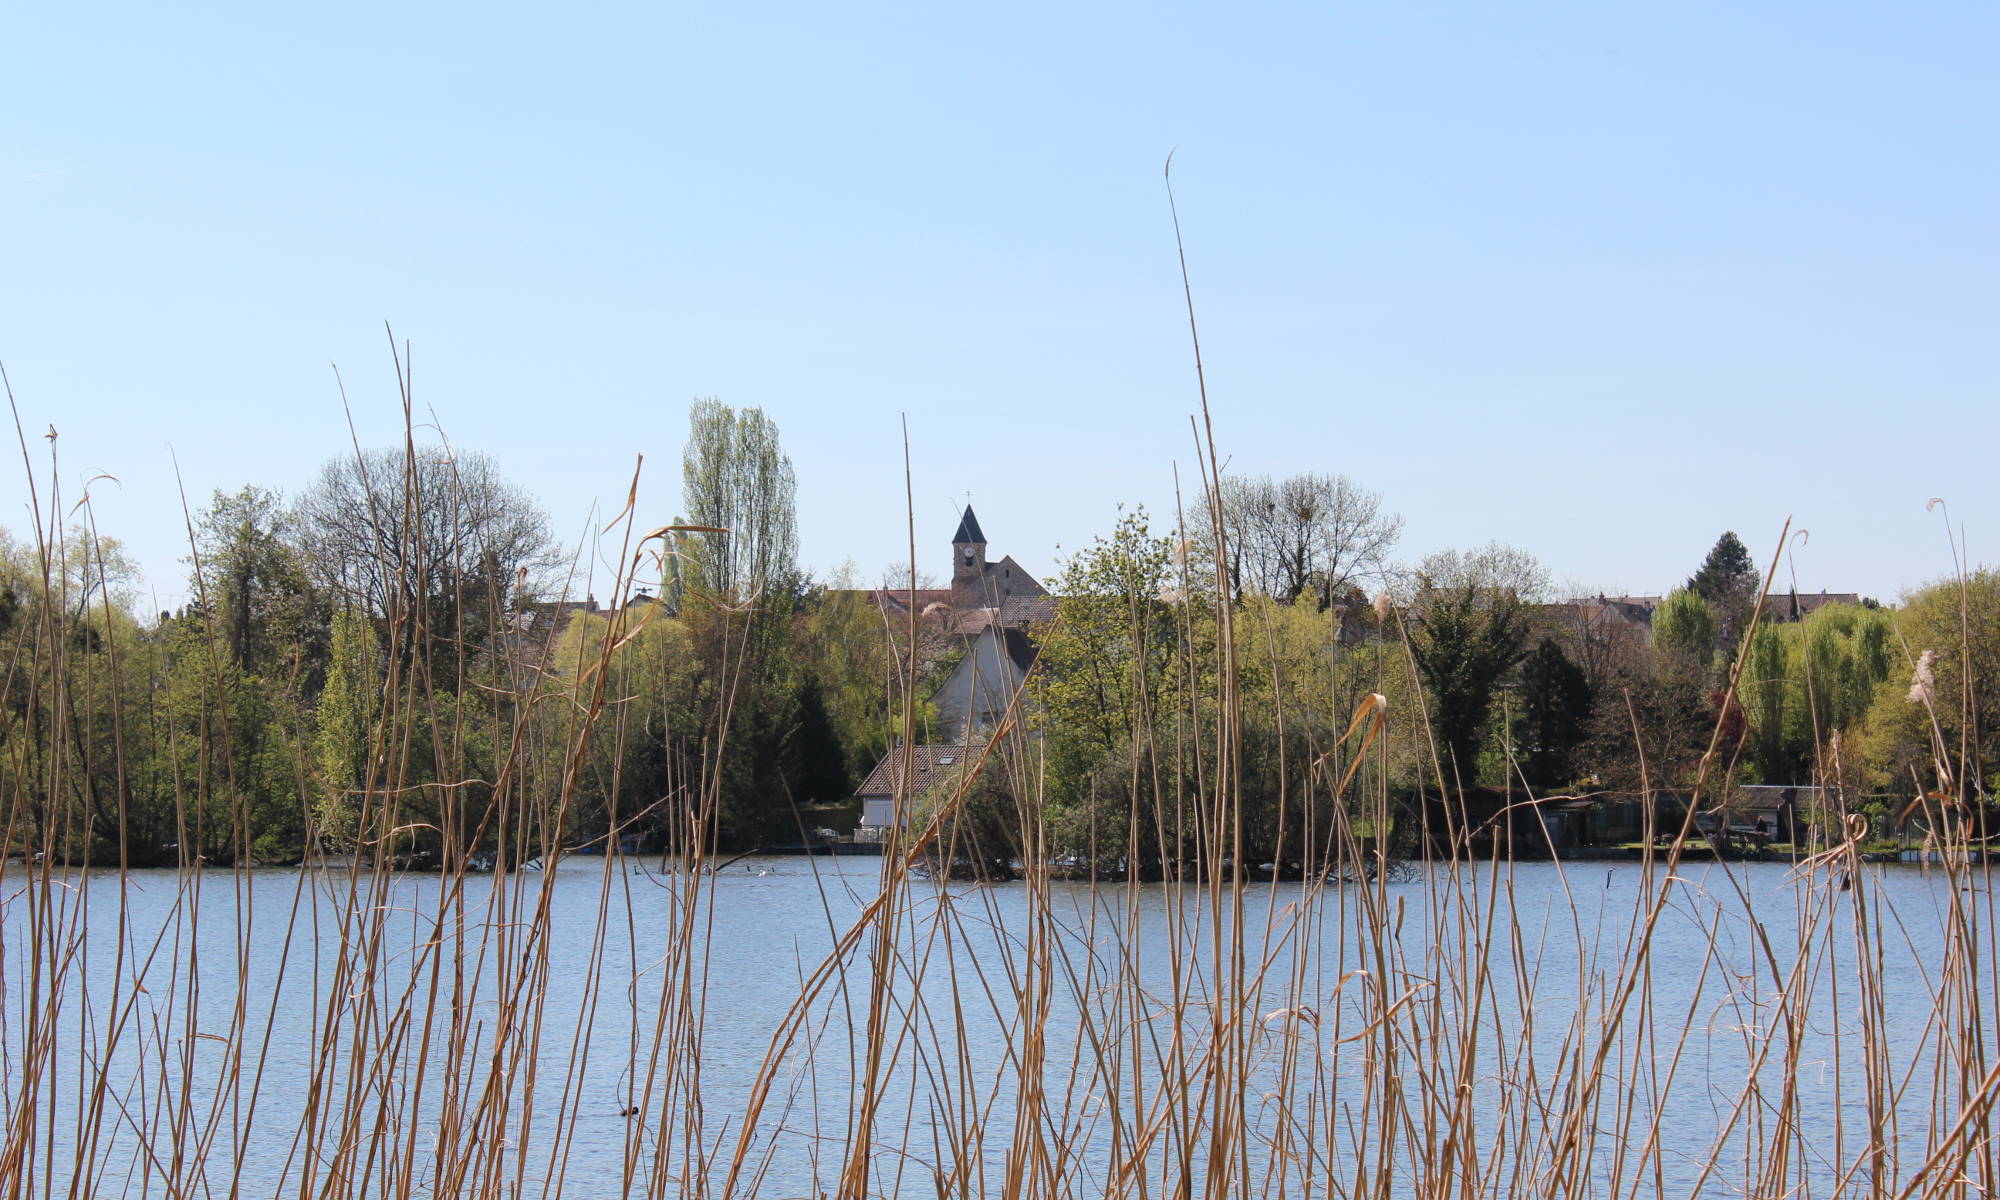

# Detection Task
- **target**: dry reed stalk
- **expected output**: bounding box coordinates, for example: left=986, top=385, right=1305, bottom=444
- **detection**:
left=0, top=342, right=1995, bottom=1200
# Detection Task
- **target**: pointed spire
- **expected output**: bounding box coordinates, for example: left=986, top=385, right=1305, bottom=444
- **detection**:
left=952, top=505, right=986, bottom=545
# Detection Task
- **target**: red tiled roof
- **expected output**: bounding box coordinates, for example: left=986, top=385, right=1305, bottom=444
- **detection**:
left=863, top=588, right=956, bottom=615
left=855, top=744, right=975, bottom=798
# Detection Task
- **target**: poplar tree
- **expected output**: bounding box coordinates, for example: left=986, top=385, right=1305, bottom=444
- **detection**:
left=314, top=608, right=379, bottom=843
left=681, top=399, right=799, bottom=600
left=675, top=399, right=805, bottom=844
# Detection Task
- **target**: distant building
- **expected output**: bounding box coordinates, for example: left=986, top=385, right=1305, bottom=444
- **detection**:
left=932, top=624, right=1039, bottom=742
left=949, top=507, right=1048, bottom=611
left=854, top=506, right=1054, bottom=833
left=1729, top=784, right=1817, bottom=842
left=1768, top=591, right=1863, bottom=622
left=1557, top=595, right=1663, bottom=630
left=1555, top=589, right=1865, bottom=634
left=854, top=744, right=972, bottom=835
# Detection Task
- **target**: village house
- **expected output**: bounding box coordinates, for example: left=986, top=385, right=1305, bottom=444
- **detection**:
left=853, top=745, right=973, bottom=833
left=854, top=507, right=1053, bottom=838
left=1557, top=589, right=1867, bottom=633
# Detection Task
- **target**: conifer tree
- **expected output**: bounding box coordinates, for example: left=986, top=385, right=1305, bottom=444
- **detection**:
left=1687, top=531, right=1759, bottom=659
left=1689, top=531, right=1758, bottom=605
left=1515, top=638, right=1593, bottom=788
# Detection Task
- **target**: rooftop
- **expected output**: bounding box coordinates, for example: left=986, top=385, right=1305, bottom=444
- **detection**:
left=952, top=505, right=986, bottom=545
left=855, top=744, right=977, bottom=798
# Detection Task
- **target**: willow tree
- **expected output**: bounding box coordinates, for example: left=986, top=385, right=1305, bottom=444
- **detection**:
left=1738, top=603, right=1894, bottom=786
left=1856, top=572, right=2000, bottom=802
left=1652, top=587, right=1716, bottom=666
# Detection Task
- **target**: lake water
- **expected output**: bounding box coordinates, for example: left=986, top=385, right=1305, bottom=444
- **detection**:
left=2, top=855, right=1992, bottom=1198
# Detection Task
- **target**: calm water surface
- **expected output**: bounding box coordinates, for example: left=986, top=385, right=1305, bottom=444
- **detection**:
left=3, top=856, right=1990, bottom=1197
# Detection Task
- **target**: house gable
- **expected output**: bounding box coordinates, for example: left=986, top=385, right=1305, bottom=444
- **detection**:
left=854, top=743, right=974, bottom=828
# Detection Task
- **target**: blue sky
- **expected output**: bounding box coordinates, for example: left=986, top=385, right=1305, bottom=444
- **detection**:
left=4, top=1, right=1993, bottom=609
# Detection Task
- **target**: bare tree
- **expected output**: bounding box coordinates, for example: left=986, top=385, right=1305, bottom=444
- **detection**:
left=1412, top=542, right=1553, bottom=603
left=1206, top=473, right=1402, bottom=606
left=1546, top=586, right=1652, bottom=697
left=295, top=445, right=557, bottom=671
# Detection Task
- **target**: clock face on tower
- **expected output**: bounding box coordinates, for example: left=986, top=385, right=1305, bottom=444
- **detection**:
left=962, top=548, right=975, bottom=565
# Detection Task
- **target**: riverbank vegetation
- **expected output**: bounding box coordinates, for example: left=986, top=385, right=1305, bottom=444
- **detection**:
left=1, top=362, right=1996, bottom=1197
left=4, top=398, right=1991, bottom=869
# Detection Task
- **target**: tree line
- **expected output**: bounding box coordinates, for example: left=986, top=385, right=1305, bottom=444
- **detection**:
left=2, top=401, right=896, bottom=867
left=985, top=512, right=1998, bottom=876
left=5, top=407, right=1995, bottom=871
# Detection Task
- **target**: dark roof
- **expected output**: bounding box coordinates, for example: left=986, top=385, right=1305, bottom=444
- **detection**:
left=1000, top=627, right=1038, bottom=674
left=1773, top=591, right=1863, bottom=621
left=855, top=744, right=975, bottom=798
left=985, top=555, right=1045, bottom=589
left=997, top=594, right=1059, bottom=628
left=952, top=505, right=986, bottom=545
left=961, top=556, right=1048, bottom=609
left=1550, top=596, right=1660, bottom=628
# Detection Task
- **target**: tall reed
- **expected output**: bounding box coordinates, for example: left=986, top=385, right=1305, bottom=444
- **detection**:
left=0, top=353, right=1993, bottom=1200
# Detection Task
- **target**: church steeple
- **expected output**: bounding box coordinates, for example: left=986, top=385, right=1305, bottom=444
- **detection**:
left=952, top=506, right=986, bottom=547
left=952, top=505, right=987, bottom=601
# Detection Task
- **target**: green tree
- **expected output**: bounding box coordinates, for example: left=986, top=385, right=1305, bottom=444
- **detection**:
left=194, top=485, right=323, bottom=679
left=787, top=677, right=852, bottom=806
left=680, top=399, right=800, bottom=600
left=1032, top=509, right=1191, bottom=871
left=795, top=576, right=903, bottom=780
left=314, top=608, right=380, bottom=844
left=1514, top=638, right=1593, bottom=789
left=0, top=528, right=185, bottom=864
left=1855, top=573, right=2000, bottom=801
left=1689, top=531, right=1758, bottom=603
left=1652, top=587, right=1716, bottom=665
left=1409, top=581, right=1530, bottom=786
left=180, top=486, right=324, bottom=861
left=651, top=401, right=812, bottom=846
left=1689, top=531, right=1759, bottom=657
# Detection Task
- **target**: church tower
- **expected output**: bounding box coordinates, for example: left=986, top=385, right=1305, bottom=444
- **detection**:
left=951, top=506, right=987, bottom=605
